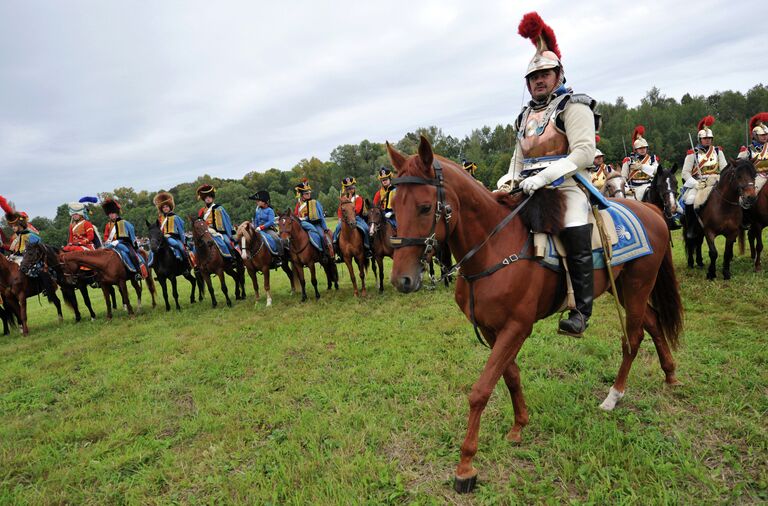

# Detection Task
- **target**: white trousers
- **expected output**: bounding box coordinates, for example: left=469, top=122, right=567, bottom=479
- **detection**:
left=630, top=183, right=650, bottom=202
left=757, top=174, right=768, bottom=194
left=684, top=187, right=697, bottom=205
left=560, top=185, right=590, bottom=228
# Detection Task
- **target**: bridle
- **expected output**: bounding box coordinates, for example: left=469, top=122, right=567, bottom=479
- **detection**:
left=279, top=214, right=310, bottom=255
left=654, top=171, right=678, bottom=218
left=339, top=199, right=358, bottom=229
left=714, top=167, right=756, bottom=208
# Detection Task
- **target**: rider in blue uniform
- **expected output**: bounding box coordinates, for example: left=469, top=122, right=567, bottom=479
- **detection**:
left=333, top=176, right=371, bottom=259
left=197, top=184, right=237, bottom=257
left=153, top=191, right=189, bottom=265
left=294, top=179, right=334, bottom=261
left=249, top=190, right=283, bottom=265
left=102, top=197, right=147, bottom=280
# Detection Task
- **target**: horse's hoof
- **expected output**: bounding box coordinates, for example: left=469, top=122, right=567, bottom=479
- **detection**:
left=505, top=427, right=523, bottom=443
left=723, top=273, right=731, bottom=281
left=454, top=471, right=478, bottom=494
left=599, top=386, right=625, bottom=411
left=665, top=377, right=683, bottom=386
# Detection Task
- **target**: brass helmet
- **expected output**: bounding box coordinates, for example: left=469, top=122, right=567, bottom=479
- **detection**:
left=519, top=12, right=563, bottom=82
left=697, top=116, right=715, bottom=139
left=632, top=125, right=649, bottom=150
left=750, top=113, right=768, bottom=137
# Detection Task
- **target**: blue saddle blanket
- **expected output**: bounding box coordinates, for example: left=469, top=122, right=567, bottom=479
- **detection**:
left=211, top=235, right=233, bottom=258
left=300, top=221, right=325, bottom=252
left=333, top=217, right=370, bottom=247
left=106, top=244, right=145, bottom=272
left=541, top=200, right=653, bottom=270
left=260, top=231, right=280, bottom=255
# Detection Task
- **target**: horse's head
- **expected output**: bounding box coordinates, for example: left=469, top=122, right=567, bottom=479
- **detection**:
left=192, top=218, right=208, bottom=239
left=146, top=219, right=164, bottom=252
left=368, top=204, right=383, bottom=235
left=603, top=173, right=626, bottom=199
left=723, top=158, right=758, bottom=209
left=20, top=242, right=46, bottom=277
left=235, top=221, right=256, bottom=260
left=386, top=135, right=456, bottom=293
left=652, top=163, right=679, bottom=218
left=339, top=195, right=357, bottom=228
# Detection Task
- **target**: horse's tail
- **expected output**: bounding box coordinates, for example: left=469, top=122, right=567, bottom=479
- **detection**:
left=738, top=227, right=746, bottom=256
left=60, top=284, right=78, bottom=310
left=649, top=244, right=683, bottom=350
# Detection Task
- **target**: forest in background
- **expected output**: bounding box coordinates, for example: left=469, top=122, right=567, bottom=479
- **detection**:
left=4, top=84, right=768, bottom=246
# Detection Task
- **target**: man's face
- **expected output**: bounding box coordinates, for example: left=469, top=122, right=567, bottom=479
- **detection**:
left=635, top=147, right=648, bottom=156
left=381, top=178, right=391, bottom=188
left=594, top=155, right=604, bottom=166
left=758, top=133, right=768, bottom=144
left=72, top=213, right=82, bottom=222
left=527, top=69, right=558, bottom=101
left=161, top=205, right=171, bottom=214
left=12, top=224, right=22, bottom=233
left=301, top=191, right=311, bottom=201
left=256, top=199, right=266, bottom=208
left=700, top=137, right=713, bottom=147
left=204, top=196, right=213, bottom=205
left=108, top=212, right=119, bottom=221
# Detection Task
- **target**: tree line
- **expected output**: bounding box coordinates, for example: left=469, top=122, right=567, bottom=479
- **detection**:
left=5, top=84, right=768, bottom=246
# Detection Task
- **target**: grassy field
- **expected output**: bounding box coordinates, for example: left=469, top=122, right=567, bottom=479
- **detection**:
left=1, top=228, right=766, bottom=505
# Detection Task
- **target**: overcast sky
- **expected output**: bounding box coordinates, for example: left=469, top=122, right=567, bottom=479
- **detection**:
left=1, top=0, right=764, bottom=218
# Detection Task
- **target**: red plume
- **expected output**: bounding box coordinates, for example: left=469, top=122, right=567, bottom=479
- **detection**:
left=518, top=12, right=561, bottom=59
left=697, top=115, right=715, bottom=131
left=632, top=125, right=645, bottom=142
left=0, top=194, right=14, bottom=215
left=595, top=135, right=601, bottom=144
left=301, top=177, right=308, bottom=183
left=749, top=112, right=768, bottom=132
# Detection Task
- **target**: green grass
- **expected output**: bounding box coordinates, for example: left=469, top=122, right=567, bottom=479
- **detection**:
left=1, top=229, right=767, bottom=504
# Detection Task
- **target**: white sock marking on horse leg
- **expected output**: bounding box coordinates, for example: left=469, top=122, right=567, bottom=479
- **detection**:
left=266, top=292, right=272, bottom=307
left=599, top=386, right=625, bottom=411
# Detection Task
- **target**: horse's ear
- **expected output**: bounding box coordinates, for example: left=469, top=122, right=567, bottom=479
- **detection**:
left=417, top=135, right=433, bottom=172
left=386, top=141, right=406, bottom=171
left=670, top=163, right=678, bottom=174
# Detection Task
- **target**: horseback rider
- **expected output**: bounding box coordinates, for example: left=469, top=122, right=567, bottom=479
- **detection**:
left=333, top=176, right=372, bottom=259
left=153, top=191, right=191, bottom=268
left=496, top=12, right=599, bottom=337
left=681, top=116, right=728, bottom=236
left=590, top=136, right=612, bottom=190
left=249, top=190, right=283, bottom=266
left=293, top=179, right=334, bottom=261
left=738, top=113, right=768, bottom=195
left=101, top=197, right=148, bottom=280
left=373, top=167, right=397, bottom=230
left=62, top=202, right=97, bottom=252
left=621, top=125, right=659, bottom=201
left=0, top=195, right=41, bottom=265
left=196, top=184, right=238, bottom=257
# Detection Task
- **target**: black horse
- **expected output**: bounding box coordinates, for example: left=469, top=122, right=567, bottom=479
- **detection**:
left=643, top=163, right=681, bottom=231
left=20, top=242, right=97, bottom=322
left=146, top=220, right=202, bottom=311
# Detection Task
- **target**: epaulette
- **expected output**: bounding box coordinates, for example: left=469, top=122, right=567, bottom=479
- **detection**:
left=739, top=146, right=748, bottom=152
left=198, top=208, right=205, bottom=217
left=686, top=149, right=694, bottom=155
left=622, top=157, right=630, bottom=164
left=567, top=93, right=597, bottom=109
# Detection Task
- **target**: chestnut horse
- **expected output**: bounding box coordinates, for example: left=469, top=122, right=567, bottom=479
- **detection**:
left=277, top=210, right=339, bottom=301
left=689, top=160, right=757, bottom=280
left=387, top=137, right=683, bottom=493
left=234, top=221, right=294, bottom=307
left=367, top=204, right=395, bottom=293
left=747, top=181, right=768, bottom=271
left=0, top=252, right=70, bottom=335
left=21, top=242, right=97, bottom=321
left=601, top=172, right=627, bottom=199
left=338, top=196, right=368, bottom=297
left=191, top=219, right=245, bottom=308
left=60, top=249, right=156, bottom=319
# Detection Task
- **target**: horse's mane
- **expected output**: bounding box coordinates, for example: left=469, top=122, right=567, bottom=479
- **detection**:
left=723, top=158, right=757, bottom=179
left=494, top=189, right=566, bottom=235
left=606, top=172, right=622, bottom=181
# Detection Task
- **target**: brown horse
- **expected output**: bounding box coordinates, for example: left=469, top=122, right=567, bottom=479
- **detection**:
left=747, top=180, right=768, bottom=271
left=601, top=172, right=627, bottom=199
left=191, top=219, right=245, bottom=308
left=693, top=160, right=757, bottom=280
left=367, top=204, right=395, bottom=293
left=235, top=221, right=294, bottom=306
left=338, top=196, right=368, bottom=297
left=387, top=137, right=683, bottom=493
left=60, top=249, right=156, bottom=319
left=0, top=252, right=70, bottom=335
left=277, top=210, right=339, bottom=301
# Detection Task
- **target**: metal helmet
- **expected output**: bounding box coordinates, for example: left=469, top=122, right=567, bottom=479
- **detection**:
left=519, top=12, right=563, bottom=79
left=750, top=113, right=768, bottom=137
left=697, top=116, right=715, bottom=139
left=632, top=125, right=649, bottom=150
left=594, top=148, right=604, bottom=158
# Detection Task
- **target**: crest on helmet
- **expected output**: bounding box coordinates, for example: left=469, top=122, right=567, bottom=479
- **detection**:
left=594, top=135, right=604, bottom=158
left=632, top=125, right=649, bottom=150
left=295, top=178, right=311, bottom=194
left=0, top=194, right=26, bottom=227
left=518, top=12, right=562, bottom=78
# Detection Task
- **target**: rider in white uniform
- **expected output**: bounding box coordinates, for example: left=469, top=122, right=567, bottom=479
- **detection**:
left=621, top=126, right=658, bottom=202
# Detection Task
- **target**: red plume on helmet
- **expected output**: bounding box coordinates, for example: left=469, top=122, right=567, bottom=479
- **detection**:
left=632, top=125, right=645, bottom=142
left=595, top=135, right=601, bottom=144
left=518, top=12, right=561, bottom=59
left=0, top=194, right=13, bottom=215
left=698, top=115, right=715, bottom=131
left=749, top=113, right=768, bottom=132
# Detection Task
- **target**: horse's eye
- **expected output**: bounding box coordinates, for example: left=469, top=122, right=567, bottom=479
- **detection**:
left=418, top=204, right=431, bottom=215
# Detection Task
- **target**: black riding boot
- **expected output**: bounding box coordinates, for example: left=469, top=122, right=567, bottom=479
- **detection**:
left=684, top=205, right=698, bottom=239
left=558, top=224, right=594, bottom=337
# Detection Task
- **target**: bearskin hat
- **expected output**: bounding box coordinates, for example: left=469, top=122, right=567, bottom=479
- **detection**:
left=102, top=197, right=121, bottom=215
left=153, top=191, right=175, bottom=211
